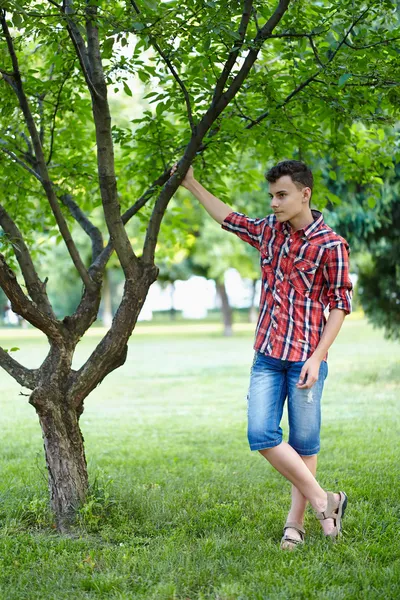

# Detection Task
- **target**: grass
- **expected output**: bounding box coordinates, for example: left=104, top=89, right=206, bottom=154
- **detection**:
left=0, top=315, right=399, bottom=599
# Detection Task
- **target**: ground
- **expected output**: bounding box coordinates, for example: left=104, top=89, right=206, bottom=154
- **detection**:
left=0, top=315, right=399, bottom=599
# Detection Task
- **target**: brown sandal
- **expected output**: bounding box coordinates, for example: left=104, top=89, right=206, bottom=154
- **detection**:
left=280, top=520, right=305, bottom=550
left=315, top=491, right=348, bottom=538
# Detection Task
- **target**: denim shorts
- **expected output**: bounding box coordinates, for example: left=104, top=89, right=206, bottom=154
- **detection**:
left=247, top=352, right=328, bottom=455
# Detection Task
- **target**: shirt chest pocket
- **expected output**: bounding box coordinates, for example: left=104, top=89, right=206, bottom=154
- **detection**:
left=260, top=254, right=275, bottom=288
left=289, top=258, right=319, bottom=294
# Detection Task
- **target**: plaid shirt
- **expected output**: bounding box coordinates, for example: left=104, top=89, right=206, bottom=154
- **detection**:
left=222, top=209, right=352, bottom=362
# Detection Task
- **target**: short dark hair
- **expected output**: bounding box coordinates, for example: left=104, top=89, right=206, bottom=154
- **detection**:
left=265, top=160, right=313, bottom=192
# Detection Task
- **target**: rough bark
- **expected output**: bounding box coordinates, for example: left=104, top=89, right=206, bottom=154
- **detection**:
left=31, top=393, right=88, bottom=532
left=68, top=262, right=157, bottom=407
left=216, top=280, right=233, bottom=337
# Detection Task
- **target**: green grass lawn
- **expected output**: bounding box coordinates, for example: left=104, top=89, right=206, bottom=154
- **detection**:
left=0, top=316, right=399, bottom=599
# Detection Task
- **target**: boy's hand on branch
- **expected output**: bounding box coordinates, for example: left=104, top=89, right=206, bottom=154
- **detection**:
left=170, top=163, right=195, bottom=189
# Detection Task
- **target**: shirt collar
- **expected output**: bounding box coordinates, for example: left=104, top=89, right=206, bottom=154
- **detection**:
left=278, top=209, right=324, bottom=239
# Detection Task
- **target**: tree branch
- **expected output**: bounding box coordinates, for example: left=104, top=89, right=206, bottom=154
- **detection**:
left=343, top=36, right=400, bottom=50
left=57, top=0, right=102, bottom=100
left=0, top=142, right=42, bottom=181
left=0, top=347, right=38, bottom=389
left=59, top=194, right=103, bottom=262
left=89, top=167, right=172, bottom=273
left=130, top=0, right=195, bottom=133
left=142, top=0, right=292, bottom=264
left=245, top=7, right=371, bottom=129
left=47, top=64, right=75, bottom=165
left=0, top=9, right=95, bottom=292
left=83, top=3, right=139, bottom=277
left=212, top=0, right=254, bottom=103
left=0, top=204, right=55, bottom=318
left=0, top=254, right=63, bottom=340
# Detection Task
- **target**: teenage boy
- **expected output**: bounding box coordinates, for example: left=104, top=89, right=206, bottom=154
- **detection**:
left=170, top=160, right=352, bottom=549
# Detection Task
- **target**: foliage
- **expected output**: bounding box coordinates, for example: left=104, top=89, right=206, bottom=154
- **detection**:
left=322, top=156, right=400, bottom=339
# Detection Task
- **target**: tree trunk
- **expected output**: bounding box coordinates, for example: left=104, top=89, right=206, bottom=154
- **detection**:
left=32, top=395, right=88, bottom=532
left=248, top=278, right=258, bottom=323
left=216, top=280, right=233, bottom=337
left=170, top=282, right=176, bottom=321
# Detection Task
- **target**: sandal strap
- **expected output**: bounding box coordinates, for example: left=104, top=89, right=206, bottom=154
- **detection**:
left=315, top=492, right=339, bottom=521
left=283, top=521, right=305, bottom=537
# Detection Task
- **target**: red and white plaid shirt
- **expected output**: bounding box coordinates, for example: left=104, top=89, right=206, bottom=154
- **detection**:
left=222, top=209, right=352, bottom=362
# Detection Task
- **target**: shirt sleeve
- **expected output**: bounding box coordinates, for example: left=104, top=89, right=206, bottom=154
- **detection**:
left=323, top=243, right=353, bottom=314
left=221, top=211, right=266, bottom=251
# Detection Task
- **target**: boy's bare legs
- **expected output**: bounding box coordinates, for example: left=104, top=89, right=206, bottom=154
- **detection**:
left=283, top=455, right=317, bottom=541
left=259, top=442, right=340, bottom=536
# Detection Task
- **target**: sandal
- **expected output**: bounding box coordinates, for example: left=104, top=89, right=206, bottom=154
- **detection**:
left=280, top=520, right=305, bottom=550
left=315, top=491, right=348, bottom=538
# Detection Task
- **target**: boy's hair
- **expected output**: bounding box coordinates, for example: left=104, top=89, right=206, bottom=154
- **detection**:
left=265, top=160, right=313, bottom=192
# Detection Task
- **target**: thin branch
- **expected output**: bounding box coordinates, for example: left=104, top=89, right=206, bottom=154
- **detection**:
left=0, top=9, right=95, bottom=292
left=59, top=194, right=103, bottom=261
left=308, top=35, right=324, bottom=69
left=0, top=143, right=42, bottom=181
left=129, top=0, right=195, bottom=132
left=47, top=63, right=75, bottom=165
left=245, top=7, right=371, bottom=129
left=89, top=167, right=171, bottom=273
left=343, top=36, right=400, bottom=50
left=0, top=254, right=63, bottom=340
left=56, top=0, right=102, bottom=100
left=212, top=0, right=254, bottom=103
left=0, top=347, right=38, bottom=389
left=0, top=204, right=55, bottom=317
left=267, top=29, right=328, bottom=39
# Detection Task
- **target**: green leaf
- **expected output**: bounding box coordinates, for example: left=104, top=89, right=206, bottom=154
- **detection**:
left=132, top=22, right=145, bottom=31
left=367, top=196, right=377, bottom=209
left=12, top=12, right=22, bottom=27
left=103, top=37, right=115, bottom=59
left=10, top=347, right=20, bottom=352
left=123, top=81, right=132, bottom=97
left=338, top=73, right=352, bottom=87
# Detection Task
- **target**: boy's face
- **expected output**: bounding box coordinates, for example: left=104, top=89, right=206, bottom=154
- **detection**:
left=268, top=175, right=311, bottom=222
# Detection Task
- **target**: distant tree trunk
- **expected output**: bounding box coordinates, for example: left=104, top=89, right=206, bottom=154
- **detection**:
left=248, top=279, right=258, bottom=323
left=216, top=280, right=233, bottom=337
left=102, top=269, right=113, bottom=328
left=170, top=282, right=176, bottom=320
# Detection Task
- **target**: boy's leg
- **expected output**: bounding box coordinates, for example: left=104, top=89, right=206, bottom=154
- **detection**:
left=259, top=443, right=339, bottom=536
left=285, top=454, right=317, bottom=542
left=247, top=352, right=287, bottom=456
left=259, top=360, right=339, bottom=536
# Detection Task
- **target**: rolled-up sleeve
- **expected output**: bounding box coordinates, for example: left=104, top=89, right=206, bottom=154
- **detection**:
left=221, top=211, right=266, bottom=251
left=323, top=243, right=353, bottom=314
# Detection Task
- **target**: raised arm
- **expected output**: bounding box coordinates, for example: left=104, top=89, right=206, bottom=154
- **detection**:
left=170, top=164, right=232, bottom=224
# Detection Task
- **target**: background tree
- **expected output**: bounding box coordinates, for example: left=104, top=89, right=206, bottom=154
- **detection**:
left=0, top=0, right=399, bottom=530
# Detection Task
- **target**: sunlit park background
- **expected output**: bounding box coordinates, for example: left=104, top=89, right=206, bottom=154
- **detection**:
left=1, top=0, right=400, bottom=598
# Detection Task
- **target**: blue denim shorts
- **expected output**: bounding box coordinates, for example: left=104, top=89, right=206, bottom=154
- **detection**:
left=247, top=352, right=328, bottom=455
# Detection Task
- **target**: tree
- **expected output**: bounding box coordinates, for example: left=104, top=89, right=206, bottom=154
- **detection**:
left=323, top=158, right=400, bottom=339
left=0, top=0, right=399, bottom=530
